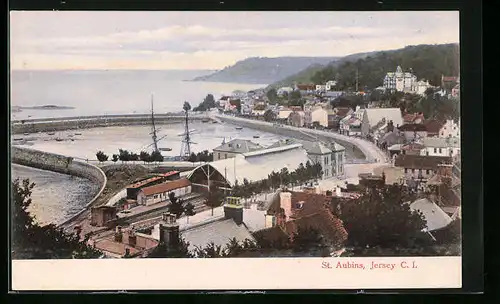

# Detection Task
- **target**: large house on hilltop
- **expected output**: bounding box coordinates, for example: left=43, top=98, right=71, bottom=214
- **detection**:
left=383, top=66, right=417, bottom=93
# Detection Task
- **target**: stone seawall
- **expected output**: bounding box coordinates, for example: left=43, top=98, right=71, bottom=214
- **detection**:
left=11, top=114, right=211, bottom=135
left=11, top=146, right=107, bottom=225
left=215, top=115, right=366, bottom=160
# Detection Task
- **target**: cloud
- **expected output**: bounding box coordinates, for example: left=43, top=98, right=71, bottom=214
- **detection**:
left=9, top=12, right=459, bottom=70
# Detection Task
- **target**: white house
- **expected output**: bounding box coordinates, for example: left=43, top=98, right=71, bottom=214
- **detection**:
left=305, top=106, right=329, bottom=128
left=325, top=80, right=337, bottom=90
left=420, top=137, right=460, bottom=158
left=277, top=108, right=293, bottom=120
left=277, top=86, right=294, bottom=96
left=383, top=66, right=417, bottom=93
left=438, top=119, right=460, bottom=138
left=213, top=139, right=264, bottom=161
left=339, top=115, right=362, bottom=136
left=137, top=179, right=192, bottom=206
left=361, top=108, right=404, bottom=137
left=414, top=80, right=432, bottom=96
left=315, top=84, right=327, bottom=92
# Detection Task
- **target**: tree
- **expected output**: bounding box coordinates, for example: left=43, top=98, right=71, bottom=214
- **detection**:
left=289, top=90, right=302, bottom=101
left=291, top=226, right=330, bottom=257
left=11, top=178, right=103, bottom=259
left=147, top=237, right=192, bottom=258
left=96, top=151, right=108, bottom=163
left=263, top=109, right=276, bottom=122
left=339, top=184, right=429, bottom=252
left=139, top=151, right=150, bottom=164
left=188, top=152, right=198, bottom=163
left=193, top=242, right=225, bottom=258
left=167, top=192, right=185, bottom=219
left=118, top=149, right=130, bottom=163
left=150, top=150, right=164, bottom=163
left=184, top=202, right=196, bottom=224
left=204, top=186, right=225, bottom=216
left=112, top=154, right=119, bottom=163
left=266, top=88, right=278, bottom=105
left=183, top=101, right=191, bottom=113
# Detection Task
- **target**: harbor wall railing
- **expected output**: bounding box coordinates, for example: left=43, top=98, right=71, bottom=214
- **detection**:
left=11, top=146, right=107, bottom=226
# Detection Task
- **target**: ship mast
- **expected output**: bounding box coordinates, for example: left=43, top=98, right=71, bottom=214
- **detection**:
left=151, top=95, right=159, bottom=153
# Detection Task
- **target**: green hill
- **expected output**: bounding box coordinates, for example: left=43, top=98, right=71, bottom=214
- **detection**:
left=270, top=44, right=459, bottom=91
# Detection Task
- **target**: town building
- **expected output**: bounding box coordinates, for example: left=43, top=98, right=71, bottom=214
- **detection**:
left=268, top=139, right=345, bottom=179
left=295, top=84, right=316, bottom=94
left=213, top=139, right=264, bottom=161
left=409, top=198, right=453, bottom=233
left=441, top=75, right=459, bottom=94
left=394, top=154, right=452, bottom=182
left=422, top=119, right=446, bottom=137
left=90, top=205, right=117, bottom=227
left=188, top=144, right=311, bottom=192
left=414, top=80, right=432, bottom=95
left=400, top=142, right=425, bottom=156
left=451, top=84, right=460, bottom=99
left=419, top=137, right=460, bottom=157
left=277, top=86, right=294, bottom=96
left=383, top=66, right=418, bottom=93
left=257, top=191, right=348, bottom=252
left=137, top=179, right=192, bottom=206
left=126, top=171, right=180, bottom=200
left=397, top=123, right=428, bottom=141
left=277, top=108, right=293, bottom=121
left=304, top=106, right=329, bottom=128
left=325, top=80, right=338, bottom=91
left=438, top=119, right=460, bottom=138
left=315, top=84, right=327, bottom=92
left=361, top=108, right=404, bottom=137
left=90, top=226, right=159, bottom=258
left=339, top=115, right=362, bottom=136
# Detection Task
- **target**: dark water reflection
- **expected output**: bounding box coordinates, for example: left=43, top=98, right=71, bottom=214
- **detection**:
left=11, top=164, right=98, bottom=226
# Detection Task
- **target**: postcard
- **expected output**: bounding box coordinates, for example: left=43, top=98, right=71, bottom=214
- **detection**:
left=10, top=10, right=462, bottom=291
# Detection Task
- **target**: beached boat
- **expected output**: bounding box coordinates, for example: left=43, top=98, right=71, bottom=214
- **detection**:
left=253, top=135, right=260, bottom=138
left=201, top=119, right=210, bottom=123
left=55, top=138, right=64, bottom=142
left=235, top=127, right=243, bottom=130
left=47, top=132, right=56, bottom=135
left=212, top=121, right=218, bottom=124
left=74, top=133, right=82, bottom=136
left=13, top=138, right=24, bottom=141
left=159, top=148, right=172, bottom=152
left=23, top=132, right=30, bottom=136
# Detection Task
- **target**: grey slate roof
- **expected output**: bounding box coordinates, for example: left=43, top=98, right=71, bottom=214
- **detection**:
left=421, top=137, right=460, bottom=148
left=181, top=218, right=256, bottom=252
left=268, top=139, right=333, bottom=155
left=213, top=139, right=264, bottom=153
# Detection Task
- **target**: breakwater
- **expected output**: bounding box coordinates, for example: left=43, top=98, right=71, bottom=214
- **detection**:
left=11, top=113, right=212, bottom=135
left=215, top=114, right=368, bottom=160
left=11, top=146, right=107, bottom=225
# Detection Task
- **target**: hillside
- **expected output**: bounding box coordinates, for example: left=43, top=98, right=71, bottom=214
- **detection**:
left=191, top=56, right=339, bottom=84
left=268, top=51, right=378, bottom=89
left=310, top=44, right=459, bottom=91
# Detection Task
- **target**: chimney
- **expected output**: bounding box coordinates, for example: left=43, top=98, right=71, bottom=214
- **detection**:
left=279, top=192, right=293, bottom=221
left=114, top=226, right=123, bottom=242
left=223, top=197, right=244, bottom=225
left=159, top=212, right=180, bottom=249
left=128, top=230, right=137, bottom=247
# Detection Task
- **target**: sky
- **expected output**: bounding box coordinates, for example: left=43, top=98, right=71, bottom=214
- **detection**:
left=10, top=11, right=459, bottom=70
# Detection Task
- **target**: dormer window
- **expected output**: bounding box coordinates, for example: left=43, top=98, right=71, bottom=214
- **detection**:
left=228, top=143, right=233, bottom=147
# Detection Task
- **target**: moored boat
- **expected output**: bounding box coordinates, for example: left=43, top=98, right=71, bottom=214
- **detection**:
left=235, top=127, right=243, bottom=130
left=159, top=148, right=172, bottom=151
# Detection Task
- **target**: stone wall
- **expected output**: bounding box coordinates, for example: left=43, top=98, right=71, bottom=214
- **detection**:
left=11, top=146, right=107, bottom=224
left=216, top=115, right=366, bottom=159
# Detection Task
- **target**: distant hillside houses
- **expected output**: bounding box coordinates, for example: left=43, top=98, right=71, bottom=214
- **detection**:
left=383, top=66, right=433, bottom=95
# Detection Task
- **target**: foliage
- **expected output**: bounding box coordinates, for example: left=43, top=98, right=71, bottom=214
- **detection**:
left=147, top=237, right=193, bottom=258
left=289, top=90, right=302, bottom=101
left=96, top=151, right=109, bottom=163
left=263, top=109, right=276, bottom=122
left=204, top=186, right=225, bottom=216
left=184, top=202, right=196, bottom=224
left=266, top=88, right=278, bottom=105
left=309, top=44, right=459, bottom=90
left=11, top=178, right=103, bottom=259
left=193, top=94, right=217, bottom=111
left=188, top=150, right=213, bottom=162
left=112, top=154, right=119, bottom=162
left=150, top=150, right=164, bottom=162
left=291, top=226, right=331, bottom=257
left=337, top=184, right=429, bottom=250
left=167, top=192, right=185, bottom=219
left=183, top=101, right=191, bottom=113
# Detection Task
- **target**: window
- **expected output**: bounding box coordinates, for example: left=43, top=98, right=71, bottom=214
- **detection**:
left=434, top=148, right=437, bottom=153
left=405, top=168, right=408, bottom=173
left=225, top=154, right=227, bottom=159
left=426, top=169, right=430, bottom=174
left=218, top=153, right=220, bottom=159
left=426, top=151, right=429, bottom=156
left=412, top=169, right=415, bottom=173
left=154, top=195, right=158, bottom=199
left=439, top=148, right=442, bottom=153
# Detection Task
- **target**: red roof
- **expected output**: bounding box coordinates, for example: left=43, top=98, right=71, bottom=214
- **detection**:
left=161, top=171, right=179, bottom=177
left=398, top=123, right=428, bottom=132
left=442, top=76, right=459, bottom=82
left=403, top=112, right=425, bottom=123
left=335, top=107, right=352, bottom=117
left=141, top=179, right=191, bottom=196
left=128, top=176, right=163, bottom=189
left=423, top=119, right=445, bottom=135
left=296, top=84, right=316, bottom=90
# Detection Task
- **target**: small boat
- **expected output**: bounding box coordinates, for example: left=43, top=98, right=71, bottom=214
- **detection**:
left=55, top=138, right=64, bottom=142
left=253, top=135, right=260, bottom=138
left=212, top=121, right=218, bottom=124
left=47, top=132, right=55, bottom=135
left=159, top=148, right=172, bottom=152
left=235, top=127, right=243, bottom=130
left=67, top=134, right=74, bottom=138
left=23, top=132, right=29, bottom=136
left=74, top=133, right=82, bottom=136
left=201, top=119, right=210, bottom=123
left=13, top=138, right=24, bottom=141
